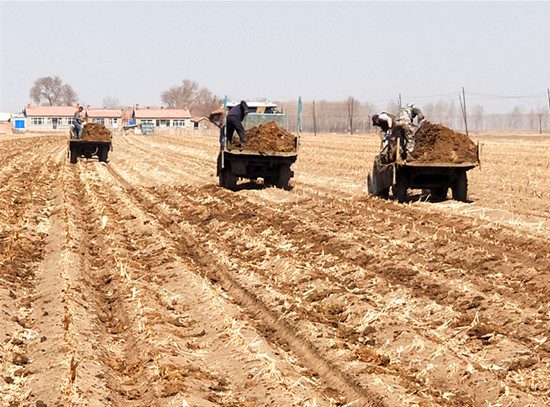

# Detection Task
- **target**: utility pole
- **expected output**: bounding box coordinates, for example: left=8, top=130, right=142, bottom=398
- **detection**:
left=398, top=93, right=402, bottom=110
left=459, top=87, right=469, bottom=136
left=539, top=113, right=542, bottom=134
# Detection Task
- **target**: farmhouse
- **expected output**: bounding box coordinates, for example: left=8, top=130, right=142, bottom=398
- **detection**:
left=133, top=104, right=192, bottom=128
left=24, top=104, right=78, bottom=131
left=86, top=106, right=122, bottom=128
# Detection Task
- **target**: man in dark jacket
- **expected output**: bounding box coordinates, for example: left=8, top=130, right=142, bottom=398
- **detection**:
left=226, top=100, right=248, bottom=146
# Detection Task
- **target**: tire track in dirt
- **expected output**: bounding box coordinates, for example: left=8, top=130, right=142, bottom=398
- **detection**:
left=125, top=182, right=550, bottom=406
left=157, top=182, right=550, bottom=349
left=54, top=160, right=340, bottom=406
left=0, top=141, right=66, bottom=405
left=103, top=163, right=388, bottom=407
left=108, top=133, right=550, bottom=405
left=110, top=135, right=550, bottom=404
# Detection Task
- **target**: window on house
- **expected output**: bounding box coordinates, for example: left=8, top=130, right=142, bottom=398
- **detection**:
left=142, top=119, right=154, bottom=125
left=67, top=118, right=75, bottom=125
left=109, top=118, right=118, bottom=125
left=30, top=117, right=44, bottom=125
left=92, top=118, right=105, bottom=125
left=173, top=119, right=186, bottom=127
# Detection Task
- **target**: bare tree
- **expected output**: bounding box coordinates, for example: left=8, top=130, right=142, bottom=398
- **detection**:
left=194, top=88, right=222, bottom=116
left=29, top=76, right=77, bottom=106
left=60, top=84, right=78, bottom=106
left=161, top=79, right=199, bottom=109
left=102, top=96, right=121, bottom=109
left=161, top=80, right=221, bottom=116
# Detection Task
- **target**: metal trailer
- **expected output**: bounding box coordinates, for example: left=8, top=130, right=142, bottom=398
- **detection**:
left=68, top=128, right=112, bottom=164
left=217, top=149, right=298, bottom=190
left=368, top=139, right=480, bottom=203
left=214, top=98, right=302, bottom=190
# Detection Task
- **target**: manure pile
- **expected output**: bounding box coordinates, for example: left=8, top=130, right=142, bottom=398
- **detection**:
left=228, top=121, right=296, bottom=153
left=410, top=122, right=478, bottom=163
left=80, top=122, right=111, bottom=142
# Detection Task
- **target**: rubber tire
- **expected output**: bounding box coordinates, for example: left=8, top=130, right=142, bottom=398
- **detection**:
left=393, top=170, right=408, bottom=203
left=276, top=164, right=292, bottom=190
left=70, top=146, right=78, bottom=164
left=431, top=187, right=448, bottom=200
left=452, top=171, right=468, bottom=202
left=378, top=187, right=390, bottom=199
left=99, top=146, right=108, bottom=163
left=219, top=170, right=237, bottom=190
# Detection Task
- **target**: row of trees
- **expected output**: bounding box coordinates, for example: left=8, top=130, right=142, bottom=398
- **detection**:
left=279, top=99, right=550, bottom=134
left=28, top=77, right=221, bottom=117
left=28, top=77, right=550, bottom=133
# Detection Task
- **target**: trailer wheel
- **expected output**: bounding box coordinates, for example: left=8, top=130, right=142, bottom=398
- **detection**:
left=70, top=146, right=78, bottom=164
left=431, top=187, right=448, bottom=200
left=393, top=170, right=408, bottom=203
left=276, top=164, right=292, bottom=190
left=99, top=146, right=109, bottom=163
left=452, top=170, right=468, bottom=202
left=219, top=169, right=237, bottom=190
left=369, top=156, right=392, bottom=199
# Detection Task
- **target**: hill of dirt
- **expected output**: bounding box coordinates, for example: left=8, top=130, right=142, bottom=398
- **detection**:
left=410, top=122, right=478, bottom=163
left=79, top=122, right=111, bottom=142
left=228, top=121, right=296, bottom=153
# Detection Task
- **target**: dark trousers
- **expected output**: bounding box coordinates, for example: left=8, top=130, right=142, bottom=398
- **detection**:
left=226, top=115, right=246, bottom=144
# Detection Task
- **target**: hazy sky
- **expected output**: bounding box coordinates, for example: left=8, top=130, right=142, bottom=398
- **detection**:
left=1, top=1, right=549, bottom=113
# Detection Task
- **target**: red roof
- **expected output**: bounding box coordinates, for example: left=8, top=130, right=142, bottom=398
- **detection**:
left=135, top=107, right=191, bottom=119
left=87, top=109, right=122, bottom=118
left=25, top=105, right=77, bottom=117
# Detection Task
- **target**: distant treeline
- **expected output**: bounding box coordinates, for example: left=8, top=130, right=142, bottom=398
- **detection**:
left=276, top=99, right=550, bottom=134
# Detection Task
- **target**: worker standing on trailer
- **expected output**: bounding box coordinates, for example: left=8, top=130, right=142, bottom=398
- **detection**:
left=73, top=105, right=85, bottom=139
left=392, top=103, right=425, bottom=159
left=225, top=100, right=249, bottom=147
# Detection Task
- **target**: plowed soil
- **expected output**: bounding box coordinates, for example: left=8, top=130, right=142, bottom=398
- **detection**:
left=1, top=130, right=550, bottom=407
left=410, top=122, right=479, bottom=163
left=80, top=122, right=111, bottom=142
left=228, top=122, right=297, bottom=153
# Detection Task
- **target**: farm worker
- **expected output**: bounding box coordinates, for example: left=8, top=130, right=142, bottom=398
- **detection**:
left=372, top=112, right=394, bottom=133
left=73, top=105, right=85, bottom=139
left=372, top=112, right=395, bottom=158
left=225, top=100, right=249, bottom=147
left=392, top=103, right=425, bottom=159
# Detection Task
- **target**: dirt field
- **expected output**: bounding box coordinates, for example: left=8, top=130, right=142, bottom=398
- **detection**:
left=1, top=131, right=549, bottom=407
